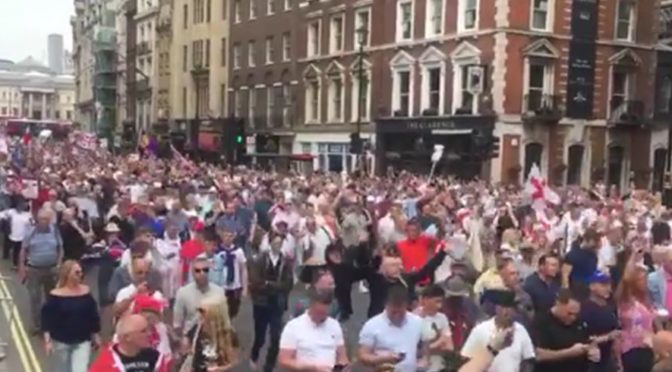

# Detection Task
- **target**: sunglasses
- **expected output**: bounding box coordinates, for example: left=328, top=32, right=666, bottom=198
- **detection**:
left=194, top=268, right=210, bottom=274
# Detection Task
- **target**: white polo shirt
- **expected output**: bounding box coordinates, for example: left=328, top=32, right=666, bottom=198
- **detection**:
left=279, top=312, right=344, bottom=367
left=461, top=318, right=535, bottom=372
left=358, top=312, right=423, bottom=372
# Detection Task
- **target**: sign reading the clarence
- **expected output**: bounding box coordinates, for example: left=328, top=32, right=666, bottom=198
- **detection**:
left=406, top=120, right=458, bottom=131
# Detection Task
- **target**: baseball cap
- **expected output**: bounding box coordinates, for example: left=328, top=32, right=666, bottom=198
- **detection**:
left=588, top=271, right=611, bottom=284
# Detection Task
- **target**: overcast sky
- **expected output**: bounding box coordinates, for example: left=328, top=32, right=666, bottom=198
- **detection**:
left=0, top=0, right=74, bottom=63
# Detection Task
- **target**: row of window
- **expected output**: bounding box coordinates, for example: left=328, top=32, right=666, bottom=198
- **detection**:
left=182, top=0, right=215, bottom=28
left=232, top=84, right=293, bottom=127
left=0, top=106, right=72, bottom=120
left=304, top=71, right=371, bottom=124
left=306, top=8, right=370, bottom=58
left=181, top=38, right=228, bottom=71
left=232, top=0, right=292, bottom=23
left=232, top=33, right=291, bottom=69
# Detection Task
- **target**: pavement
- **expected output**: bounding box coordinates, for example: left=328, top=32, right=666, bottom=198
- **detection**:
left=0, top=259, right=374, bottom=371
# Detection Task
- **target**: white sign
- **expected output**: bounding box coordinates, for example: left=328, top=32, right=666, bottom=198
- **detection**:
left=431, top=144, right=445, bottom=163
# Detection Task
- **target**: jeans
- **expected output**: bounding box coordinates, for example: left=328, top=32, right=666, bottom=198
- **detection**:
left=51, top=341, right=91, bottom=372
left=250, top=304, right=284, bottom=372
left=26, top=266, right=57, bottom=330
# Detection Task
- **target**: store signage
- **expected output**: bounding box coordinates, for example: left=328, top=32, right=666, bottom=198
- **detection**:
left=377, top=116, right=495, bottom=133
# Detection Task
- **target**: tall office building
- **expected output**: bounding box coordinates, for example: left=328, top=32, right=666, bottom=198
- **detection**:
left=47, top=34, right=64, bottom=74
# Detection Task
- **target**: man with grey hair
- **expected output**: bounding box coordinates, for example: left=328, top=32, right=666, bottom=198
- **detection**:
left=18, top=207, right=63, bottom=333
left=173, top=256, right=226, bottom=337
left=90, top=314, right=170, bottom=371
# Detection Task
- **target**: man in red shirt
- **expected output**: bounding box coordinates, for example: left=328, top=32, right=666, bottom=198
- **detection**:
left=397, top=218, right=437, bottom=285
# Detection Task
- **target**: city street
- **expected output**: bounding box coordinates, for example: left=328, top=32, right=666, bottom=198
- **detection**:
left=0, top=258, right=372, bottom=371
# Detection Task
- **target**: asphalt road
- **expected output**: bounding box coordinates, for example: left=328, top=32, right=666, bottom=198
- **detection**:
left=0, top=259, right=374, bottom=371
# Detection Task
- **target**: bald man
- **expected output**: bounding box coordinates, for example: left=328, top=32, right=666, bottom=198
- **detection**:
left=90, top=314, right=170, bottom=372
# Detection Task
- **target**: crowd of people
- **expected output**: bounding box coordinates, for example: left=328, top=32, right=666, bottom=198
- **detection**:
left=7, top=133, right=672, bottom=372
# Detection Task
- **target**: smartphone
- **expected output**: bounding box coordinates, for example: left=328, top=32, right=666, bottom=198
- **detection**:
left=397, top=352, right=406, bottom=361
left=333, top=364, right=348, bottom=372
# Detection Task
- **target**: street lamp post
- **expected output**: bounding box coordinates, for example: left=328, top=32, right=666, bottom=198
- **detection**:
left=355, top=26, right=368, bottom=172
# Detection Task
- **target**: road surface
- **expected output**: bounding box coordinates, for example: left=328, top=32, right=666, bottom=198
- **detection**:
left=0, top=259, right=373, bottom=371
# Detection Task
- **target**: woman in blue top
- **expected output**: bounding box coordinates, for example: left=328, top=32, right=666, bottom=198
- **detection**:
left=42, top=260, right=101, bottom=372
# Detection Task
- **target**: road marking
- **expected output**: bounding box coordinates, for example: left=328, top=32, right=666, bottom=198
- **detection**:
left=0, top=282, right=32, bottom=372
left=0, top=279, right=41, bottom=372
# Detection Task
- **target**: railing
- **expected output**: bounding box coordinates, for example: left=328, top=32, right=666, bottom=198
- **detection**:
left=523, top=93, right=562, bottom=120
left=609, top=98, right=645, bottom=125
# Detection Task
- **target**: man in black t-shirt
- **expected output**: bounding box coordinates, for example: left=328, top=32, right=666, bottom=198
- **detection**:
left=580, top=271, right=620, bottom=372
left=532, top=288, right=601, bottom=372
left=90, top=314, right=169, bottom=372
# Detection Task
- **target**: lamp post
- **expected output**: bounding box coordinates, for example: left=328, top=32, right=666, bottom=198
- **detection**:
left=354, top=26, right=368, bottom=172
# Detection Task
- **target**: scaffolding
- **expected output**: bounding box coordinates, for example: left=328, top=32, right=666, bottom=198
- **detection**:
left=93, top=22, right=117, bottom=142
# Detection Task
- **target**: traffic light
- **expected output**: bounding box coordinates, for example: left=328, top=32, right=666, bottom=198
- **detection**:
left=225, top=118, right=246, bottom=164
left=489, top=135, right=500, bottom=158
left=349, top=132, right=362, bottom=154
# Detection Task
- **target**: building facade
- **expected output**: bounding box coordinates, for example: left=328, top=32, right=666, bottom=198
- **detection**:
left=293, top=0, right=659, bottom=186
left=48, top=34, right=65, bottom=74
left=71, top=0, right=121, bottom=139
left=155, top=0, right=173, bottom=124
left=294, top=0, right=376, bottom=173
left=655, top=0, right=672, bottom=192
left=134, top=0, right=160, bottom=132
left=169, top=0, right=230, bottom=127
left=0, top=59, right=75, bottom=121
left=227, top=0, right=299, bottom=157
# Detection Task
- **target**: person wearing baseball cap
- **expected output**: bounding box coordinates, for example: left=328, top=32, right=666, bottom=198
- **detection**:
left=580, top=271, right=619, bottom=372
left=462, top=289, right=536, bottom=372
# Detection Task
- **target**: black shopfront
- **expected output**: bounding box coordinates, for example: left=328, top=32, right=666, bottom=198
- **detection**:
left=376, top=115, right=496, bottom=178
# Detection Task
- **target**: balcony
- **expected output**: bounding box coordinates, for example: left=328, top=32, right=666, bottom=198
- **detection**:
left=522, top=93, right=562, bottom=122
left=608, top=98, right=645, bottom=126
left=137, top=41, right=151, bottom=56
left=190, top=64, right=210, bottom=78
left=136, top=78, right=151, bottom=92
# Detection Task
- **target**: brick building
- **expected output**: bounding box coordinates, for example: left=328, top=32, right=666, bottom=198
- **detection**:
left=294, top=0, right=660, bottom=187
left=228, top=0, right=299, bottom=158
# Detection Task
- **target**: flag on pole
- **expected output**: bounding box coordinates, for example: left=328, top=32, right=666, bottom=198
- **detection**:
left=524, top=163, right=561, bottom=207
left=171, top=145, right=196, bottom=171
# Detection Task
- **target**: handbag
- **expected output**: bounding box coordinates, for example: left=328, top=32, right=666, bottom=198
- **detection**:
left=179, top=325, right=201, bottom=372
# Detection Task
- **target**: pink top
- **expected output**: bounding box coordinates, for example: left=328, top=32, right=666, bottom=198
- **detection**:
left=619, top=300, right=655, bottom=354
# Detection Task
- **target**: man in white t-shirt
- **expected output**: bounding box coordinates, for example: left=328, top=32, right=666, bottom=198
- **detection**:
left=462, top=289, right=535, bottom=372
left=113, top=258, right=165, bottom=318
left=215, top=226, right=247, bottom=319
left=278, top=289, right=349, bottom=371
left=415, top=285, right=453, bottom=372
left=358, top=287, right=426, bottom=372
